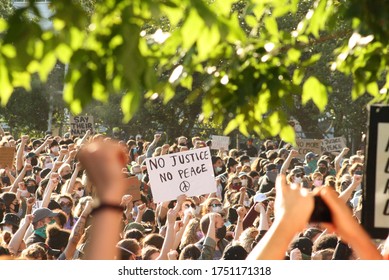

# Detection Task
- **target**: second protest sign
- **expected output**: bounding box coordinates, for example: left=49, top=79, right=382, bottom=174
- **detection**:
left=146, top=147, right=216, bottom=203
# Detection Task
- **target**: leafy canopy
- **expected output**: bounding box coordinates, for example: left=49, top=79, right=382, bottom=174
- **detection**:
left=0, top=0, right=388, bottom=144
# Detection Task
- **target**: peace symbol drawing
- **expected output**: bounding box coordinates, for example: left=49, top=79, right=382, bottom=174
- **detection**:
left=179, top=181, right=191, bottom=193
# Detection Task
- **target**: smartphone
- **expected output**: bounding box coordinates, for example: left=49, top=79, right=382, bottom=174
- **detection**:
left=309, top=196, right=332, bottom=223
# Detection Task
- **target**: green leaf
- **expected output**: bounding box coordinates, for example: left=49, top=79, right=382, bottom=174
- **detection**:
left=302, top=76, right=328, bottom=112
left=287, top=48, right=301, bottom=63
left=197, top=25, right=220, bottom=61
left=163, top=85, right=175, bottom=104
left=0, top=62, right=13, bottom=106
left=55, top=44, right=73, bottom=64
left=181, top=10, right=204, bottom=51
left=121, top=91, right=140, bottom=123
left=264, top=17, right=279, bottom=39
left=224, top=119, right=239, bottom=135
left=280, top=125, right=296, bottom=145
left=366, top=82, right=379, bottom=96
left=1, top=44, right=16, bottom=58
left=0, top=18, right=7, bottom=33
left=39, top=52, right=57, bottom=82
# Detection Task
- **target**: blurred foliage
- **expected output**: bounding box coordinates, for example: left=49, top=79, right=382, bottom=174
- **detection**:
left=0, top=0, right=388, bottom=145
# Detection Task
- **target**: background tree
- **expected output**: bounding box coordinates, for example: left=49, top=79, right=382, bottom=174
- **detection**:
left=0, top=0, right=388, bottom=146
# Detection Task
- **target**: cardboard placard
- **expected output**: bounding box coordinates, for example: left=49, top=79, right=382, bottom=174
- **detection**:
left=210, top=135, right=230, bottom=150
left=364, top=104, right=389, bottom=239
left=125, top=177, right=141, bottom=201
left=0, top=147, right=15, bottom=168
left=146, top=147, right=216, bottom=203
left=322, top=137, right=347, bottom=153
left=70, top=115, right=95, bottom=137
left=295, top=139, right=322, bottom=159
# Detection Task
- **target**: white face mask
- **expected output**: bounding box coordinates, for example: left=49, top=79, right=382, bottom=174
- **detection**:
left=45, top=162, right=53, bottom=170
left=211, top=206, right=223, bottom=213
left=2, top=226, right=12, bottom=233
left=51, top=146, right=59, bottom=153
left=241, top=179, right=248, bottom=187
left=75, top=189, right=84, bottom=198
left=294, top=177, right=302, bottom=184
left=20, top=189, right=30, bottom=198
left=136, top=174, right=143, bottom=181
left=194, top=206, right=201, bottom=215
left=244, top=199, right=251, bottom=207
left=314, top=179, right=323, bottom=187
left=215, top=167, right=222, bottom=173
left=244, top=162, right=251, bottom=167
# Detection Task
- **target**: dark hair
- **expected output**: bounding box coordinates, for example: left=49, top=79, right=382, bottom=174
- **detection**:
left=142, top=246, right=160, bottom=260
left=179, top=244, right=201, bottom=260
left=313, top=234, right=338, bottom=252
left=124, top=229, right=145, bottom=242
left=142, top=234, right=164, bottom=250
left=116, top=238, right=140, bottom=260
left=46, top=225, right=70, bottom=251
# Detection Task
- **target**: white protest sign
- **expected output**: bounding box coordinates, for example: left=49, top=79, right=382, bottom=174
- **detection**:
left=322, top=137, right=347, bottom=153
left=211, top=135, right=230, bottom=150
left=146, top=147, right=216, bottom=203
left=70, top=115, right=95, bottom=137
left=295, top=139, right=322, bottom=158
left=374, top=123, right=389, bottom=228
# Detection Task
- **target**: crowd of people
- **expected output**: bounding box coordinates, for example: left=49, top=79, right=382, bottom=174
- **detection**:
left=0, top=128, right=388, bottom=260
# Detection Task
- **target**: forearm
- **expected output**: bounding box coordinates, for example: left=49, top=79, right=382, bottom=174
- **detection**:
left=280, top=156, right=293, bottom=175
left=8, top=222, right=30, bottom=255
left=157, top=222, right=175, bottom=260
left=64, top=167, right=80, bottom=195
left=64, top=214, right=88, bottom=259
left=86, top=209, right=123, bottom=260
left=338, top=183, right=358, bottom=203
left=247, top=219, right=296, bottom=260
left=234, top=218, right=244, bottom=240
left=10, top=168, right=26, bottom=193
left=146, top=140, right=158, bottom=158
left=258, top=210, right=269, bottom=231
left=16, top=142, right=25, bottom=172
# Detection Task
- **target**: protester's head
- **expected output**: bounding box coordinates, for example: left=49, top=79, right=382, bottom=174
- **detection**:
left=32, top=207, right=59, bottom=230
left=58, top=163, right=72, bottom=182
left=141, top=246, right=160, bottom=260
left=349, top=163, right=363, bottom=176
left=124, top=229, right=145, bottom=242
left=0, top=213, right=21, bottom=234
left=200, top=213, right=225, bottom=241
left=0, top=192, right=18, bottom=215
left=288, top=237, right=313, bottom=260
left=46, top=225, right=70, bottom=252
left=305, top=152, right=318, bottom=163
left=116, top=238, right=141, bottom=260
left=312, top=248, right=335, bottom=260
left=313, top=234, right=338, bottom=252
left=222, top=243, right=248, bottom=260
left=180, top=218, right=201, bottom=250
left=21, top=243, right=48, bottom=260
left=287, top=167, right=304, bottom=185
left=179, top=244, right=201, bottom=260
left=311, top=172, right=324, bottom=189
left=226, top=176, right=242, bottom=192
left=202, top=198, right=223, bottom=216
left=57, top=194, right=75, bottom=217
left=142, top=233, right=164, bottom=250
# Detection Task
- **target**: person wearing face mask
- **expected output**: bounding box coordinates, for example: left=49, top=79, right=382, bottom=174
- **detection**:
left=304, top=152, right=319, bottom=175
left=48, top=140, right=60, bottom=158
left=258, top=163, right=278, bottom=193
left=212, top=156, right=224, bottom=176
left=310, top=172, right=324, bottom=190
left=26, top=207, right=59, bottom=246
left=316, top=159, right=329, bottom=179
left=238, top=172, right=255, bottom=197
left=57, top=195, right=77, bottom=230
left=0, top=192, right=22, bottom=217
left=0, top=213, right=21, bottom=234
left=287, top=168, right=304, bottom=185
left=195, top=212, right=229, bottom=260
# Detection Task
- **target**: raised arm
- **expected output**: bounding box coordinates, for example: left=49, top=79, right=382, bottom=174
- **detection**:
left=8, top=214, right=34, bottom=256
left=9, top=162, right=31, bottom=193
left=61, top=201, right=93, bottom=259
left=280, top=149, right=298, bottom=175
left=16, top=135, right=29, bottom=173
left=63, top=162, right=82, bottom=195
left=156, top=208, right=177, bottom=260
left=41, top=172, right=60, bottom=208
left=173, top=211, right=192, bottom=250
left=146, top=134, right=161, bottom=158
left=33, top=138, right=52, bottom=156
left=334, top=147, right=350, bottom=173
left=247, top=175, right=314, bottom=260
left=338, top=174, right=362, bottom=203
left=234, top=206, right=247, bottom=241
